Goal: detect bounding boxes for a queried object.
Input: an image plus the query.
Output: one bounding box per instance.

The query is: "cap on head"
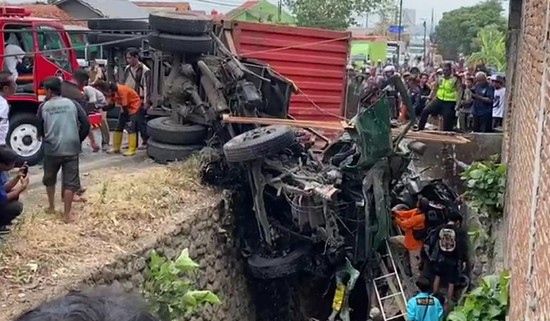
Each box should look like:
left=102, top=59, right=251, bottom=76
left=383, top=65, right=396, bottom=73
left=475, top=71, right=488, bottom=81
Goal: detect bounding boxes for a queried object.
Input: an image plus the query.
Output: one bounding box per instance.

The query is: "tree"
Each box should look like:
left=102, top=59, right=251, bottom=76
left=434, top=0, right=507, bottom=60
left=469, top=25, right=507, bottom=72
left=283, top=0, right=390, bottom=30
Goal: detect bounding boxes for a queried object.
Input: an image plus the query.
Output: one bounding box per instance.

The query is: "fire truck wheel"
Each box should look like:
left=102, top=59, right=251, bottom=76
left=7, top=113, right=43, bottom=166
left=88, top=19, right=149, bottom=31
left=223, top=125, right=296, bottom=163
left=91, top=33, right=147, bottom=49
left=148, top=32, right=212, bottom=54
left=147, top=140, right=203, bottom=164
left=147, top=117, right=207, bottom=145
left=149, top=12, right=213, bottom=36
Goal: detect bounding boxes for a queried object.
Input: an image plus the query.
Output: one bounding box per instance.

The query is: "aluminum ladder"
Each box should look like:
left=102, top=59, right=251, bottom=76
left=372, top=240, right=408, bottom=321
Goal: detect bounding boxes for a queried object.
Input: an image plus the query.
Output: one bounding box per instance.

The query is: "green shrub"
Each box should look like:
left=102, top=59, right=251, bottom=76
left=142, top=249, right=220, bottom=321
left=460, top=159, right=506, bottom=220
left=447, top=271, right=510, bottom=321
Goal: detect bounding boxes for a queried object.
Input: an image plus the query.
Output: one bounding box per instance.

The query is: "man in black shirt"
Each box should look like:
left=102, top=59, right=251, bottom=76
left=471, top=72, right=495, bottom=132
left=431, top=212, right=469, bottom=305
left=415, top=73, right=432, bottom=118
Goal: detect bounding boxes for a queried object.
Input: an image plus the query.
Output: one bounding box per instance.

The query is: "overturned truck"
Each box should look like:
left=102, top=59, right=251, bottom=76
left=93, top=12, right=463, bottom=321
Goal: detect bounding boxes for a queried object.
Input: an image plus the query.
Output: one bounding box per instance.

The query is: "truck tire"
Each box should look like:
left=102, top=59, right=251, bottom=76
left=247, top=246, right=310, bottom=279
left=148, top=32, right=212, bottom=54
left=149, top=12, right=212, bottom=36
left=7, top=113, right=43, bottom=165
left=88, top=19, right=149, bottom=31
left=147, top=140, right=203, bottom=164
left=223, top=125, right=295, bottom=163
left=92, top=33, right=147, bottom=48
left=147, top=117, right=206, bottom=145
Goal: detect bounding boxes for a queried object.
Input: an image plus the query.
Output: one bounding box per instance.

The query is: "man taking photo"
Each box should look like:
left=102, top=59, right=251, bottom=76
left=0, top=146, right=28, bottom=230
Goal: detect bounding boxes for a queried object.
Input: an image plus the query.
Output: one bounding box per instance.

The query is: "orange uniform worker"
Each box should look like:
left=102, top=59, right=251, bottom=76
left=96, top=81, right=142, bottom=156
left=389, top=197, right=429, bottom=277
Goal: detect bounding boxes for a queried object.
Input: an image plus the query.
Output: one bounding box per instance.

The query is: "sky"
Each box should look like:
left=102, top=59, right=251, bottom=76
left=7, top=0, right=509, bottom=24
left=178, top=0, right=509, bottom=23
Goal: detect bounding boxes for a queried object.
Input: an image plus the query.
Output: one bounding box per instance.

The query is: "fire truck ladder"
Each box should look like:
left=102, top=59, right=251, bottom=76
left=372, top=240, right=408, bottom=321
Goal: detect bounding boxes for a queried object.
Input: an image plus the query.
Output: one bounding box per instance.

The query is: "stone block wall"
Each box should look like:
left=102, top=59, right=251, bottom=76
left=16, top=199, right=254, bottom=321
left=503, top=0, right=550, bottom=320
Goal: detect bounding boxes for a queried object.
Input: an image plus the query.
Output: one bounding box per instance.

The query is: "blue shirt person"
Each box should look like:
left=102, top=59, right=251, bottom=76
left=406, top=277, right=444, bottom=321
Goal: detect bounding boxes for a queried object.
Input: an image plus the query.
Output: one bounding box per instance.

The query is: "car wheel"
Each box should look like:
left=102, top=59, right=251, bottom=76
left=148, top=32, right=212, bottom=54
left=247, top=246, right=310, bottom=280
left=91, top=33, right=147, bottom=49
left=149, top=12, right=212, bottom=36
left=7, top=113, right=43, bottom=165
left=88, top=19, right=149, bottom=31
left=147, top=117, right=207, bottom=145
left=147, top=140, right=203, bottom=164
left=223, top=125, right=295, bottom=163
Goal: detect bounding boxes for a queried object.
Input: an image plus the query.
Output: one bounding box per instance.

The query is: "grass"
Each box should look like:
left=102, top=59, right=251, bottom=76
left=0, top=156, right=216, bottom=320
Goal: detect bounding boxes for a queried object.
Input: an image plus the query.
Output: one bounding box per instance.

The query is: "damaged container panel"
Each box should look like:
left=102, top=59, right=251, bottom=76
left=231, top=21, right=351, bottom=121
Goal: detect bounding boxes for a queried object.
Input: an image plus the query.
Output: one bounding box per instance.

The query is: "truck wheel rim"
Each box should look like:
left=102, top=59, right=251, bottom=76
left=10, top=124, right=42, bottom=157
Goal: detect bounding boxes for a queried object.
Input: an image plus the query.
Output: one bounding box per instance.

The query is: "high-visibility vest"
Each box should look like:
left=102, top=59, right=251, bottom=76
left=436, top=77, right=458, bottom=102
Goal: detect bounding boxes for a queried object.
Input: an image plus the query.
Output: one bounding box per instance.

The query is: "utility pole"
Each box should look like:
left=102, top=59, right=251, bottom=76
left=397, top=0, right=403, bottom=66
left=365, top=13, right=369, bottom=28
left=277, top=0, right=282, bottom=22
left=423, top=20, right=427, bottom=63
left=430, top=8, right=434, bottom=34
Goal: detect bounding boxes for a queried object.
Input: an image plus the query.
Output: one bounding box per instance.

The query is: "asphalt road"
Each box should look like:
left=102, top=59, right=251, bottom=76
left=26, top=144, right=150, bottom=192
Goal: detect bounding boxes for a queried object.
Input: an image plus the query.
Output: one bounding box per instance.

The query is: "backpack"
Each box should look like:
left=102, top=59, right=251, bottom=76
left=412, top=209, right=443, bottom=241
left=438, top=226, right=457, bottom=253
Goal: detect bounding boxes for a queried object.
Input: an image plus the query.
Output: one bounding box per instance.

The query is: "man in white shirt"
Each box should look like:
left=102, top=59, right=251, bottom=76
left=491, top=75, right=506, bottom=130
left=3, top=33, right=25, bottom=82
left=0, top=71, right=17, bottom=145
left=73, top=70, right=109, bottom=152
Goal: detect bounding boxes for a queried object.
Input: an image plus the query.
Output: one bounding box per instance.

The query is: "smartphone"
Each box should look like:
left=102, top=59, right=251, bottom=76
left=21, top=162, right=29, bottom=178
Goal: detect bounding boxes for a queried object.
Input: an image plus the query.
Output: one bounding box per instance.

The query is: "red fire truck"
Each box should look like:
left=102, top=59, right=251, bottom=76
left=0, top=7, right=79, bottom=164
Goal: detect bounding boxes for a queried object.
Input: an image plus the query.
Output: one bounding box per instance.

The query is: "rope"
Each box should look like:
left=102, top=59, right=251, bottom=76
left=294, top=87, right=348, bottom=121
left=236, top=35, right=351, bottom=121
left=240, top=35, right=349, bottom=57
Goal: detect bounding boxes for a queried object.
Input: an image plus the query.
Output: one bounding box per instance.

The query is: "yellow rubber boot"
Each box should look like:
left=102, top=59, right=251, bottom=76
left=108, top=131, right=123, bottom=154
left=123, top=133, right=138, bottom=157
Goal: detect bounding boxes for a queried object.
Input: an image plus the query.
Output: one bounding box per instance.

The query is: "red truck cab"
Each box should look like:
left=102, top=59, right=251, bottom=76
left=0, top=7, right=79, bottom=164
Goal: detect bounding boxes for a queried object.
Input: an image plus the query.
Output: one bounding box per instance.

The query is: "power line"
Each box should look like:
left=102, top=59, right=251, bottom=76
left=189, top=0, right=241, bottom=8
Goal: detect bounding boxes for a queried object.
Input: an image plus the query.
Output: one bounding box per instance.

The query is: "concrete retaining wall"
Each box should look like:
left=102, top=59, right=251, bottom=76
left=17, top=199, right=254, bottom=321
left=415, top=133, right=503, bottom=192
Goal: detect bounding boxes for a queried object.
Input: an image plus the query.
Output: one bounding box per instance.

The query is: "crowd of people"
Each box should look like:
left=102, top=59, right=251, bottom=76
left=352, top=57, right=507, bottom=133
left=0, top=47, right=152, bottom=228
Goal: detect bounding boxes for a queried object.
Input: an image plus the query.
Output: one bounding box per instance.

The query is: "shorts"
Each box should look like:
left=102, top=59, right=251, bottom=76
left=434, top=259, right=460, bottom=284
left=42, top=155, right=80, bottom=192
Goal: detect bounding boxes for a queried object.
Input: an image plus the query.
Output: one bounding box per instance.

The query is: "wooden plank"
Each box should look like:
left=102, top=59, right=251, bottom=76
left=222, top=115, right=471, bottom=144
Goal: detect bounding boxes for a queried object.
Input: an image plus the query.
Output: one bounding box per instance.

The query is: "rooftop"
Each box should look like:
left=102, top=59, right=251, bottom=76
left=55, top=0, right=148, bottom=19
